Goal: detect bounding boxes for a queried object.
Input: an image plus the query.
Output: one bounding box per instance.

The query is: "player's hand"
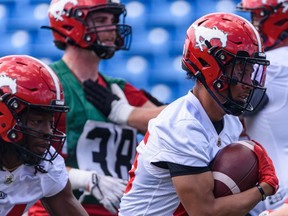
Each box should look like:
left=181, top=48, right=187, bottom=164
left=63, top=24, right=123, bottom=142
left=69, top=168, right=127, bottom=214
left=252, top=140, right=279, bottom=194
left=83, top=80, right=134, bottom=124
left=83, top=79, right=119, bottom=117
left=87, top=173, right=127, bottom=214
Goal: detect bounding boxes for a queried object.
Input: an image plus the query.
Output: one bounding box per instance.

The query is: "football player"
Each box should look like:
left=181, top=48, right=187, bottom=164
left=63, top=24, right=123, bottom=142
left=28, top=0, right=166, bottom=215
left=0, top=55, right=88, bottom=216
left=118, top=12, right=278, bottom=216
left=237, top=0, right=288, bottom=215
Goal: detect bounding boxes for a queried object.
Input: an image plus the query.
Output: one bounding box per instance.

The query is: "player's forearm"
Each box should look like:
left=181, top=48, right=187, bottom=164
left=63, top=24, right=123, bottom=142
left=190, top=188, right=260, bottom=216
left=127, top=105, right=166, bottom=134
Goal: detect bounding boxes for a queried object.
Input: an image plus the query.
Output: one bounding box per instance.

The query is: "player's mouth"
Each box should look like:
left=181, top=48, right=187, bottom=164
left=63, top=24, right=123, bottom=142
left=33, top=143, right=50, bottom=155
left=101, top=39, right=116, bottom=47
left=238, top=94, right=249, bottom=102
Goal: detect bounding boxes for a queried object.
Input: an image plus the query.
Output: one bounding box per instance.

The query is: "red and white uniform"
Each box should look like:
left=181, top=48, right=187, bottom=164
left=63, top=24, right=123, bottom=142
left=246, top=47, right=288, bottom=215
left=0, top=147, right=68, bottom=216
left=119, top=91, right=242, bottom=215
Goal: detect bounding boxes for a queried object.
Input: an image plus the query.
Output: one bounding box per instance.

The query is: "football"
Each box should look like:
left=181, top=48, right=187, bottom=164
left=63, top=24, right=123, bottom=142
left=209, top=140, right=259, bottom=198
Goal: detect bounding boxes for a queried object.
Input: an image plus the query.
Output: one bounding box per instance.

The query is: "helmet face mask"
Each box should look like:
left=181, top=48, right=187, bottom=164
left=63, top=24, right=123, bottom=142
left=212, top=49, right=268, bottom=115
left=182, top=12, right=269, bottom=116
left=0, top=55, right=69, bottom=166
left=84, top=11, right=132, bottom=58
left=7, top=99, right=66, bottom=166
left=48, top=0, right=132, bottom=59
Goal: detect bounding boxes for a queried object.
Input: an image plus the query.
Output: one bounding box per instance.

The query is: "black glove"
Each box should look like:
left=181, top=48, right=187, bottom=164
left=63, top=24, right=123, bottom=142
left=140, top=89, right=165, bottom=106
left=83, top=79, right=119, bottom=117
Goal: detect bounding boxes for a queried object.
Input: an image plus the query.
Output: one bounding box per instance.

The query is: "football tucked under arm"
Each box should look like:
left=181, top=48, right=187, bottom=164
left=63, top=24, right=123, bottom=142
left=209, top=140, right=259, bottom=198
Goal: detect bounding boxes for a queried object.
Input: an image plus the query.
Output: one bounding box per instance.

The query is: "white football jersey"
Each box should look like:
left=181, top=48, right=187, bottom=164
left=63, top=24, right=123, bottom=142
left=0, top=147, right=68, bottom=216
left=246, top=47, right=288, bottom=216
left=119, top=91, right=242, bottom=215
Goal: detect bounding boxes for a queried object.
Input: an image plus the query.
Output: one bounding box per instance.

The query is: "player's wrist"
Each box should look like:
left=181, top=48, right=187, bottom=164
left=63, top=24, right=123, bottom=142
left=68, top=168, right=94, bottom=190
left=256, top=182, right=267, bottom=201
left=108, top=100, right=135, bottom=124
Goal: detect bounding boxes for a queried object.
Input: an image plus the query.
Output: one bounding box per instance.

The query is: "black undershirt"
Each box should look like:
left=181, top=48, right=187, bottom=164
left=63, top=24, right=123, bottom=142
left=212, top=119, right=224, bottom=135
left=153, top=119, right=224, bottom=177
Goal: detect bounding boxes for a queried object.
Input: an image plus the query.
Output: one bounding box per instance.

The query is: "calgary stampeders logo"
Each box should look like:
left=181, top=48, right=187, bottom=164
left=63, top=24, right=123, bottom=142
left=49, top=0, right=78, bottom=21
left=0, top=74, right=17, bottom=95
left=261, top=0, right=288, bottom=12
left=192, top=25, right=228, bottom=52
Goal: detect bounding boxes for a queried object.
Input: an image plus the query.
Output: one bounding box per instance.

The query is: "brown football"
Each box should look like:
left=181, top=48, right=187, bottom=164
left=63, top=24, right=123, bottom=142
left=209, top=140, right=259, bottom=198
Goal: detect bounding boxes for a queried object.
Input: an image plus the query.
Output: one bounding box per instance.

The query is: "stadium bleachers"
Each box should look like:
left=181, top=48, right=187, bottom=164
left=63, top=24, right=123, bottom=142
left=0, top=0, right=249, bottom=102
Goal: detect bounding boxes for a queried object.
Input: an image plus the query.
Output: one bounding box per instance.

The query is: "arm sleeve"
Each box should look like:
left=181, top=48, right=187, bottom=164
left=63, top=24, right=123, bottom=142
left=123, top=82, right=149, bottom=106
left=150, top=160, right=210, bottom=177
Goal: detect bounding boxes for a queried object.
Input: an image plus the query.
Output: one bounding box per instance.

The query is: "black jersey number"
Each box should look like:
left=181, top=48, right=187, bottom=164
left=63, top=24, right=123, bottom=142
left=86, top=127, right=135, bottom=179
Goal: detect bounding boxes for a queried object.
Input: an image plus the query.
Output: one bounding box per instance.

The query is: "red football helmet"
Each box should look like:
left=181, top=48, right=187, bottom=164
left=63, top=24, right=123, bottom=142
left=0, top=55, right=69, bottom=165
left=182, top=12, right=269, bottom=116
left=46, top=0, right=132, bottom=59
left=237, top=0, right=288, bottom=51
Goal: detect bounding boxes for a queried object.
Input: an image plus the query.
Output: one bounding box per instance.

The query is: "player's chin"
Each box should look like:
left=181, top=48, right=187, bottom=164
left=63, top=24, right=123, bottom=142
left=31, top=145, right=49, bottom=156
left=234, top=99, right=246, bottom=107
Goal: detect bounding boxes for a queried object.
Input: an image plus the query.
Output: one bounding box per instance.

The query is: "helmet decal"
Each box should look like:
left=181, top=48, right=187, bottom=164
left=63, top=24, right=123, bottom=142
left=262, top=0, right=288, bottom=9
left=193, top=25, right=228, bottom=52
left=49, top=0, right=78, bottom=21
left=0, top=74, right=17, bottom=94
left=282, top=1, right=288, bottom=12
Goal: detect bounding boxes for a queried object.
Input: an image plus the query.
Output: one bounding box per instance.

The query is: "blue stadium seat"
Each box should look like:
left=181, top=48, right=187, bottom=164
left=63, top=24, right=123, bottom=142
left=8, top=2, right=48, bottom=31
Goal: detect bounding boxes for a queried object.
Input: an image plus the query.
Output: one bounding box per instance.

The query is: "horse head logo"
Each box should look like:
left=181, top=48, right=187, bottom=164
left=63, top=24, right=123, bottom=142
left=0, top=74, right=17, bottom=94
left=49, top=0, right=78, bottom=21
left=193, top=25, right=228, bottom=52
left=262, top=0, right=288, bottom=13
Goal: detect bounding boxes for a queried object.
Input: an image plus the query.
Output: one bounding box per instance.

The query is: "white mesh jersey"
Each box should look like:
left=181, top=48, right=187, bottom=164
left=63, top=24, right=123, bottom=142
left=0, top=147, right=68, bottom=216
left=246, top=47, right=288, bottom=216
left=119, top=91, right=242, bottom=216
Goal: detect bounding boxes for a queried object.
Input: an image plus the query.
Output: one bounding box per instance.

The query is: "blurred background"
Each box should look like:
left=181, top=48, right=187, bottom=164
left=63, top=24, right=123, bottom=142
left=0, top=0, right=249, bottom=103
